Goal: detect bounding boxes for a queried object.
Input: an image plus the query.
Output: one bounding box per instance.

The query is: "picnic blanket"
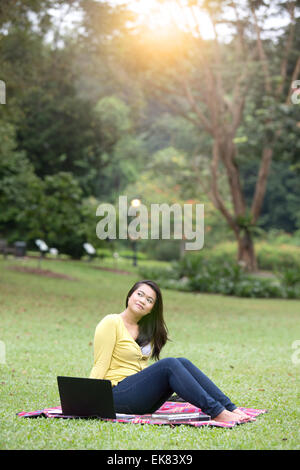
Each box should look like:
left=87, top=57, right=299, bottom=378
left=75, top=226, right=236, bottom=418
left=17, top=401, right=267, bottom=428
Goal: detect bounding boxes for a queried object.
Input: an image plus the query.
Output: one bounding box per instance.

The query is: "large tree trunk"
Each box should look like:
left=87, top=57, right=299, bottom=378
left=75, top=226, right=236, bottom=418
left=236, top=231, right=258, bottom=272
left=210, top=137, right=259, bottom=272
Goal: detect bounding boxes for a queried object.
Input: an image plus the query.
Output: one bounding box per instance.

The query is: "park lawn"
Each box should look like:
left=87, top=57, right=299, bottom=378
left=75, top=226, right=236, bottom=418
left=0, top=256, right=299, bottom=450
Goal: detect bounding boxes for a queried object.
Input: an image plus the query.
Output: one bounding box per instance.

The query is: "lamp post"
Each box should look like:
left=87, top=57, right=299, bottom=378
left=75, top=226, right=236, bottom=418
left=132, top=238, right=138, bottom=267
left=130, top=198, right=141, bottom=267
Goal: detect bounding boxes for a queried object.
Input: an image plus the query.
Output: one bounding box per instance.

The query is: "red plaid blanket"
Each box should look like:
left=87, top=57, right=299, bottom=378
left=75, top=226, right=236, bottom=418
left=17, top=401, right=267, bottom=428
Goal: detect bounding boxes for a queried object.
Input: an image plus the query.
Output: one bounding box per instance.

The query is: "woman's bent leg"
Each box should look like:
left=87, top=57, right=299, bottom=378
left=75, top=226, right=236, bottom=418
left=176, top=357, right=237, bottom=412
left=112, top=364, right=172, bottom=415
left=112, top=357, right=225, bottom=418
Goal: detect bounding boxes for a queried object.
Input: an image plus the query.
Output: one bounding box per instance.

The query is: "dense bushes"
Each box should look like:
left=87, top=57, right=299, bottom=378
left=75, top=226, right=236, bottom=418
left=256, top=243, right=300, bottom=271
left=138, top=242, right=300, bottom=299
left=194, top=241, right=300, bottom=271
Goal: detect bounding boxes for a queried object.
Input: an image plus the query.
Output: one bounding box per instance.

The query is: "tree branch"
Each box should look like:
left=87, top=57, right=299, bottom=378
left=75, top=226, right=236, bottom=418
left=230, top=93, right=246, bottom=138
left=219, top=138, right=247, bottom=217
left=227, top=43, right=258, bottom=135
left=251, top=146, right=273, bottom=224
left=181, top=78, right=212, bottom=133
left=148, top=82, right=208, bottom=131
left=276, top=1, right=296, bottom=97
left=231, top=1, right=247, bottom=58
left=250, top=5, right=272, bottom=94
left=210, top=15, right=228, bottom=118
left=209, top=140, right=238, bottom=235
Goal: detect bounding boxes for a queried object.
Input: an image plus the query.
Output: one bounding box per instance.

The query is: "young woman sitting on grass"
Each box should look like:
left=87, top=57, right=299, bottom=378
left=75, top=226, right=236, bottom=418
left=89, top=280, right=254, bottom=422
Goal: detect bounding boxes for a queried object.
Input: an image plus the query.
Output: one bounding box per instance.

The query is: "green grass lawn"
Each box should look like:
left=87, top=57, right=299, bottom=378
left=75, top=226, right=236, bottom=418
left=0, top=256, right=299, bottom=450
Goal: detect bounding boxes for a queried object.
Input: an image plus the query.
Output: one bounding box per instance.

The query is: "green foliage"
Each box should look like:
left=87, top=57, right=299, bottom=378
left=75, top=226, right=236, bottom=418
left=256, top=243, right=300, bottom=271
left=263, top=228, right=300, bottom=247
left=31, top=172, right=87, bottom=258
left=240, top=160, right=300, bottom=233
left=185, top=241, right=300, bottom=271
left=139, top=262, right=300, bottom=299
left=1, top=0, right=300, bottom=262
left=0, top=123, right=99, bottom=258
left=139, top=242, right=300, bottom=299
left=144, top=113, right=202, bottom=157
left=147, top=240, right=183, bottom=262
left=0, top=120, right=43, bottom=241
left=139, top=264, right=178, bottom=282
left=13, top=47, right=107, bottom=194
left=94, top=96, right=132, bottom=146
left=275, top=267, right=300, bottom=288
left=230, top=277, right=286, bottom=299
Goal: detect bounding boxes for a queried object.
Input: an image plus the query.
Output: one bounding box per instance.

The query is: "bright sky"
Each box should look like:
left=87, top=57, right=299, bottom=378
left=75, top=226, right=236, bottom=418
left=109, top=0, right=294, bottom=40
left=48, top=0, right=294, bottom=43
left=48, top=0, right=216, bottom=40
left=110, top=0, right=216, bottom=39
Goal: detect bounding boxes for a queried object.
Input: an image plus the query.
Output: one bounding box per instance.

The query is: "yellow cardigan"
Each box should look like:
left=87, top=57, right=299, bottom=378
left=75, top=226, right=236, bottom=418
left=89, top=314, right=152, bottom=387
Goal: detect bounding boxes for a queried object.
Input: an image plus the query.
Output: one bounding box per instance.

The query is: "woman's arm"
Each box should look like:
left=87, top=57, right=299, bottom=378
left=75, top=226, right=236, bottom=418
left=89, top=315, right=117, bottom=380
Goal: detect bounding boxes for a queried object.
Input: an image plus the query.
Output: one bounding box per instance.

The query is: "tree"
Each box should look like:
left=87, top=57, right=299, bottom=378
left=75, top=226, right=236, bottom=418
left=241, top=159, right=300, bottom=232
left=93, top=96, right=147, bottom=200
left=0, top=120, right=43, bottom=242
left=6, top=40, right=108, bottom=197
left=0, top=121, right=94, bottom=257
left=122, top=0, right=300, bottom=271
left=0, top=1, right=145, bottom=202
left=33, top=172, right=88, bottom=258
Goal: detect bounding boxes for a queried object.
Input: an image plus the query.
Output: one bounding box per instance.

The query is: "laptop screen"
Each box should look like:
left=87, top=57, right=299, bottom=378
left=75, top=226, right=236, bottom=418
left=57, top=376, right=116, bottom=419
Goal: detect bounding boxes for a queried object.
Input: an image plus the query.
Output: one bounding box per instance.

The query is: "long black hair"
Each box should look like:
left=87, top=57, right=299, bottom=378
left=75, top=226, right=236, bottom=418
left=125, top=280, right=169, bottom=361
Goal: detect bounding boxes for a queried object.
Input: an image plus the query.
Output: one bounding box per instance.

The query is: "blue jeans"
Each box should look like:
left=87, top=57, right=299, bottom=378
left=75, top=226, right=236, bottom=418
left=112, top=357, right=236, bottom=419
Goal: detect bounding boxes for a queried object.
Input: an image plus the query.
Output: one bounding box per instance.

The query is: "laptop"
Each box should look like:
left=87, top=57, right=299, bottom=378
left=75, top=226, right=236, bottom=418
left=57, top=376, right=116, bottom=419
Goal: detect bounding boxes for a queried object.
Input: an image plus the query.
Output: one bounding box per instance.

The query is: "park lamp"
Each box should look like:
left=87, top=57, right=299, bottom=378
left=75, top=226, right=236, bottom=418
left=130, top=198, right=141, bottom=208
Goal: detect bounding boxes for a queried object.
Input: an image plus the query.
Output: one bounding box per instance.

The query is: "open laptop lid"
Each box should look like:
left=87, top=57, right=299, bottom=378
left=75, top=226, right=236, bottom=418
left=57, top=376, right=116, bottom=419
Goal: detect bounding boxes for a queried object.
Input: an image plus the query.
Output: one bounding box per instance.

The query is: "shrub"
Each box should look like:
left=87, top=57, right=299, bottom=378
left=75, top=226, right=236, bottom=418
left=139, top=254, right=300, bottom=299
left=232, top=277, right=284, bottom=298
left=138, top=265, right=179, bottom=282
left=157, top=277, right=192, bottom=292
left=204, top=241, right=300, bottom=271
left=149, top=240, right=182, bottom=261
left=276, top=267, right=300, bottom=287
left=256, top=243, right=300, bottom=271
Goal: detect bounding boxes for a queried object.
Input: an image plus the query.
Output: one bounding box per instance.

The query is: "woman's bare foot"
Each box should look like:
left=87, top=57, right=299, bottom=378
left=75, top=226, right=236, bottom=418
left=232, top=408, right=256, bottom=421
left=213, top=409, right=251, bottom=423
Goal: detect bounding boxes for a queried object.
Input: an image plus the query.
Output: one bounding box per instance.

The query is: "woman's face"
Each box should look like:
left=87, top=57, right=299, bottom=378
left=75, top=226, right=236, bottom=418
left=128, top=283, right=157, bottom=317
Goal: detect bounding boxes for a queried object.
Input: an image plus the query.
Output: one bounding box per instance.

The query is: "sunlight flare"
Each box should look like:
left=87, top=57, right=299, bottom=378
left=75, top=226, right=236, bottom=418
left=118, top=0, right=215, bottom=39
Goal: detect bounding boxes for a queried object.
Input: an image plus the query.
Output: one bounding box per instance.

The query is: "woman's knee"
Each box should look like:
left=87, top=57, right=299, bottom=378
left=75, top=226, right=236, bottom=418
left=159, top=357, right=189, bottom=372
left=176, top=357, right=193, bottom=367
left=159, top=357, right=180, bottom=367
left=160, top=357, right=192, bottom=367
